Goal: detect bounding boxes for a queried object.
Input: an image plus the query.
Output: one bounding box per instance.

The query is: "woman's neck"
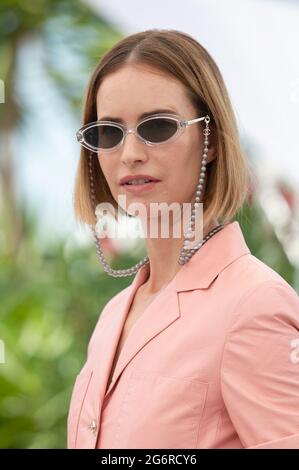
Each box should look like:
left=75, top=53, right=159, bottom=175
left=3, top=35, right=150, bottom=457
left=141, top=216, right=220, bottom=295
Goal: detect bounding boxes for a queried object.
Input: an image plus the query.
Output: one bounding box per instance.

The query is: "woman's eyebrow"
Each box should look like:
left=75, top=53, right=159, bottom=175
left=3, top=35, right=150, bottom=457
left=98, top=108, right=178, bottom=123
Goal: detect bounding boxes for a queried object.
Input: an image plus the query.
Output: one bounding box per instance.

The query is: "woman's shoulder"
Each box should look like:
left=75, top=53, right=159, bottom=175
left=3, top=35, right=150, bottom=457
left=221, top=252, right=299, bottom=334
left=98, top=284, right=132, bottom=322
left=86, top=284, right=132, bottom=357
left=214, top=251, right=299, bottom=339
left=221, top=250, right=298, bottom=301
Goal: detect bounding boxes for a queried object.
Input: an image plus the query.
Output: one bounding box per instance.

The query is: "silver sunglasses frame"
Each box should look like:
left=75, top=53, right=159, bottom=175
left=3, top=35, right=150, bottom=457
left=76, top=113, right=210, bottom=153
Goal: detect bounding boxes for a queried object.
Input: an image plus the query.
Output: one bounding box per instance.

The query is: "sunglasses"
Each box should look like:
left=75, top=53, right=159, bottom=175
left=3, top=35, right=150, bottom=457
left=76, top=113, right=210, bottom=153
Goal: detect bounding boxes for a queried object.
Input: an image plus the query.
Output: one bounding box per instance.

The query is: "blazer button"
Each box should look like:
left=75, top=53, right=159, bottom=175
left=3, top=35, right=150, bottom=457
left=88, top=419, right=97, bottom=435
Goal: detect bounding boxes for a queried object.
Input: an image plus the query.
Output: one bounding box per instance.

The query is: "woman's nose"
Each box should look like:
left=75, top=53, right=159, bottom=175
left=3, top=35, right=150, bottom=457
left=119, top=130, right=148, bottom=164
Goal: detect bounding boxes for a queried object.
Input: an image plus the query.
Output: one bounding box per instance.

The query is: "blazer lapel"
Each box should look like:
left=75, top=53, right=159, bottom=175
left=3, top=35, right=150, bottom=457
left=88, top=261, right=179, bottom=400
left=104, top=282, right=180, bottom=398
left=104, top=266, right=180, bottom=399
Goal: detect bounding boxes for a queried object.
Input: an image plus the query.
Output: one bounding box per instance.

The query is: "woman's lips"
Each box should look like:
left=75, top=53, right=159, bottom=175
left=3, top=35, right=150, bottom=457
left=121, top=181, right=161, bottom=193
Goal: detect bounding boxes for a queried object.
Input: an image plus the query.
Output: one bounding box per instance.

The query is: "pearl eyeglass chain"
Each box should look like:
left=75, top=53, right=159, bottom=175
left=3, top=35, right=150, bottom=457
left=87, top=115, right=224, bottom=277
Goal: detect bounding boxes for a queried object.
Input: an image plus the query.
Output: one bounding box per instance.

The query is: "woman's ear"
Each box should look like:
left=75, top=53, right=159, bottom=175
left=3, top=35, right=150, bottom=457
left=205, top=123, right=217, bottom=165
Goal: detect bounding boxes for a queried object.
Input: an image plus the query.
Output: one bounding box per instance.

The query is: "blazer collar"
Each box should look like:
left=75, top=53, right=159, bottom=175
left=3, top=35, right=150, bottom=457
left=130, top=220, right=251, bottom=293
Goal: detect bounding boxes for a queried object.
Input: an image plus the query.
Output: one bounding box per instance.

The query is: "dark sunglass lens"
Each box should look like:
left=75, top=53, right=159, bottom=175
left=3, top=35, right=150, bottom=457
left=84, top=125, right=123, bottom=149
left=138, top=118, right=178, bottom=143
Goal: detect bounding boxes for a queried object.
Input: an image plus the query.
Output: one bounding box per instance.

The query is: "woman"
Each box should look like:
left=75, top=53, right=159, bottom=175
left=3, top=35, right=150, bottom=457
left=68, top=29, right=299, bottom=449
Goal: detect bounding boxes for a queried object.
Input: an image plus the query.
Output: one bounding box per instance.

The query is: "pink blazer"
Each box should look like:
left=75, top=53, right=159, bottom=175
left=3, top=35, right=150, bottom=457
left=67, top=221, right=299, bottom=449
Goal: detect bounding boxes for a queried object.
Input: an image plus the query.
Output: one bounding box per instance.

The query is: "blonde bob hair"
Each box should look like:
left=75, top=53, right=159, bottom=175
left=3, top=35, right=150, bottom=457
left=73, top=29, right=252, bottom=230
